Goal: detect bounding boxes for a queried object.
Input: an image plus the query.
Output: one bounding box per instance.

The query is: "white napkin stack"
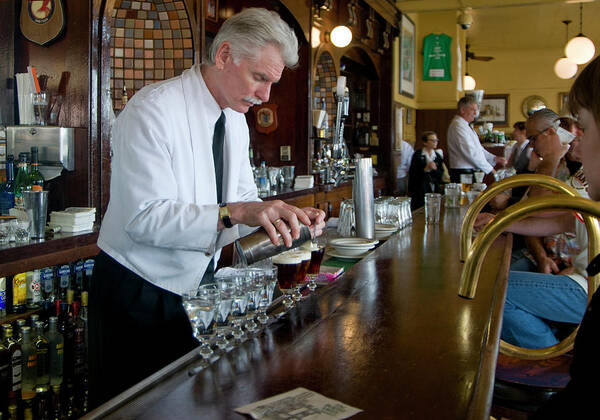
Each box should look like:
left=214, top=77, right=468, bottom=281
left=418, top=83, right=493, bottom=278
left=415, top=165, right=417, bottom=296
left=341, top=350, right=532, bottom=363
left=48, top=207, right=96, bottom=232
left=16, top=73, right=35, bottom=125
left=293, top=175, right=314, bottom=189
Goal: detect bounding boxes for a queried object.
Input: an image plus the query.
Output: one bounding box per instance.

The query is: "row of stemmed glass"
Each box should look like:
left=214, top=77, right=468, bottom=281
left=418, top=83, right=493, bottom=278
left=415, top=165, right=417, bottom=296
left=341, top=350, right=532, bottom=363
left=182, top=266, right=280, bottom=370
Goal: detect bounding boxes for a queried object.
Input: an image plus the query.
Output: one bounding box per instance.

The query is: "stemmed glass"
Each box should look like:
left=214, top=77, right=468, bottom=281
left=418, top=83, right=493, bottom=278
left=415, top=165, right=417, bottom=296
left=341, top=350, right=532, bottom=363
left=291, top=249, right=311, bottom=302
left=230, top=274, right=250, bottom=342
left=256, top=265, right=278, bottom=325
left=301, top=238, right=326, bottom=292
left=272, top=251, right=302, bottom=310
left=182, top=284, right=219, bottom=366
left=241, top=268, right=265, bottom=335
left=214, top=276, right=236, bottom=351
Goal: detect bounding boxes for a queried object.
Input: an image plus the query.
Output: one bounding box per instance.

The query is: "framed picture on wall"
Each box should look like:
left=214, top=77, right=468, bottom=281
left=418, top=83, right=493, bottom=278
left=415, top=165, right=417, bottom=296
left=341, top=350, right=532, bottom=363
left=394, top=105, right=405, bottom=150
left=206, top=0, right=218, bottom=22
left=479, top=94, right=509, bottom=126
left=399, top=14, right=415, bottom=98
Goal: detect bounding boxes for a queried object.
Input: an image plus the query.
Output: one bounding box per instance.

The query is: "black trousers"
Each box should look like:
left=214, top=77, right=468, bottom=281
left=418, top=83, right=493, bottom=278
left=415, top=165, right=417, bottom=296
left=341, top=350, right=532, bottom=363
left=88, top=251, right=198, bottom=409
left=449, top=168, right=476, bottom=183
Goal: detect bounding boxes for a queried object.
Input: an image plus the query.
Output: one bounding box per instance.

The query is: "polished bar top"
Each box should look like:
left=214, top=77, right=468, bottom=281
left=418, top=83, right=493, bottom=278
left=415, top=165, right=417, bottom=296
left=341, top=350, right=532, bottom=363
left=84, top=207, right=511, bottom=420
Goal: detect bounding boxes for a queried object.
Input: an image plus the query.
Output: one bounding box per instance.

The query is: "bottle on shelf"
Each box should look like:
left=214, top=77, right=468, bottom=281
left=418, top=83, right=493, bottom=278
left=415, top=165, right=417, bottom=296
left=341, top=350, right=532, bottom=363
left=0, top=155, right=15, bottom=216
left=12, top=273, right=27, bottom=314
left=256, top=161, right=270, bottom=196
left=28, top=147, right=45, bottom=192
left=21, top=326, right=37, bottom=401
left=2, top=325, right=22, bottom=408
left=26, top=270, right=42, bottom=310
left=34, top=321, right=50, bottom=389
left=47, top=317, right=63, bottom=388
left=0, top=337, right=11, bottom=418
left=0, top=276, right=6, bottom=318
left=57, top=265, right=71, bottom=302
left=14, top=152, right=31, bottom=209
left=51, top=384, right=62, bottom=420
left=14, top=320, right=25, bottom=343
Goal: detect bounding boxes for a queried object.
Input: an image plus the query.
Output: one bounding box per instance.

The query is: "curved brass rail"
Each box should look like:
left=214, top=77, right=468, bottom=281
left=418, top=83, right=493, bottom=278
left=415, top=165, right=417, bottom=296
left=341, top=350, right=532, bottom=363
left=460, top=174, right=583, bottom=262
left=459, top=196, right=600, bottom=360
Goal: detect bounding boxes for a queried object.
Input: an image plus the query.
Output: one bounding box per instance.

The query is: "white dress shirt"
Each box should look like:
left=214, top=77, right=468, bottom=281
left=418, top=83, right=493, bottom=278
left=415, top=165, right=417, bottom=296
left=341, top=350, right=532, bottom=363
left=397, top=140, right=414, bottom=179
left=447, top=115, right=496, bottom=173
left=98, top=65, right=258, bottom=296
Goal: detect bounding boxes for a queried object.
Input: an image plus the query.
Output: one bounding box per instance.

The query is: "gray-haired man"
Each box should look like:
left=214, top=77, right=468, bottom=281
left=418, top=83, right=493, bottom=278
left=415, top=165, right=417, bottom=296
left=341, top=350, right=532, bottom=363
left=90, top=8, right=325, bottom=407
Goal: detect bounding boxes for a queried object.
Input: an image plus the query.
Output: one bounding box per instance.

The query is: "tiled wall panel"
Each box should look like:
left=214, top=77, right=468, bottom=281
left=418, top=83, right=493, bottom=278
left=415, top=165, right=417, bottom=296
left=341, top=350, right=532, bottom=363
left=110, top=0, right=194, bottom=110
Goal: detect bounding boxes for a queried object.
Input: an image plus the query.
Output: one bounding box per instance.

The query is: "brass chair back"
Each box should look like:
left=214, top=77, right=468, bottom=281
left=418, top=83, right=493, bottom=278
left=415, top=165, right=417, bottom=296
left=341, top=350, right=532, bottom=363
left=459, top=195, right=600, bottom=359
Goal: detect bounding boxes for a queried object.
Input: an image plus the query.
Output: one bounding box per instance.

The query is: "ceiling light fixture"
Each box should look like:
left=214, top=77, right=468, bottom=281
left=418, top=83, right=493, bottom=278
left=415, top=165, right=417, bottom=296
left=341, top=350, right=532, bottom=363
left=330, top=25, right=352, bottom=48
left=555, top=20, right=578, bottom=79
left=565, top=3, right=595, bottom=65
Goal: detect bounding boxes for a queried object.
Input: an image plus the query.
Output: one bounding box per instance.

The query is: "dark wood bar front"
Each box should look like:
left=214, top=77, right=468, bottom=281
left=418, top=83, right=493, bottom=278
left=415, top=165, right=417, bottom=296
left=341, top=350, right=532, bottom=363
left=84, top=207, right=511, bottom=420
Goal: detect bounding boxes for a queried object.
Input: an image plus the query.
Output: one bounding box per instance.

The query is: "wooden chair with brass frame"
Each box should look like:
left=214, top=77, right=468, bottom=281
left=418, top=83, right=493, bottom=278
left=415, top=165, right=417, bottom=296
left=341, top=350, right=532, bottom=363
left=459, top=174, right=600, bottom=418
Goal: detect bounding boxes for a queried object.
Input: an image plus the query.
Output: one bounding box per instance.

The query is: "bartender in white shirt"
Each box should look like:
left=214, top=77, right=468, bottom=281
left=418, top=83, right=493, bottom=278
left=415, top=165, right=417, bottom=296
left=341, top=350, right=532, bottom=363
left=447, top=96, right=506, bottom=182
left=89, top=8, right=326, bottom=408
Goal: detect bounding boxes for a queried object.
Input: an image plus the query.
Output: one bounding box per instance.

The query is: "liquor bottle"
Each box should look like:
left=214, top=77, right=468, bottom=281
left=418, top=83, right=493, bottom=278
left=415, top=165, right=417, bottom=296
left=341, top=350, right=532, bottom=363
left=83, top=259, right=94, bottom=294
left=122, top=85, right=128, bottom=107
left=256, top=161, right=270, bottom=196
left=72, top=301, right=85, bottom=379
left=73, top=260, right=84, bottom=297
left=58, top=299, right=74, bottom=381
left=0, top=338, right=11, bottom=417
left=51, top=384, right=62, bottom=420
left=41, top=267, right=56, bottom=319
left=12, top=273, right=27, bottom=314
left=0, top=155, right=15, bottom=215
left=28, top=147, right=45, bottom=192
left=47, top=317, right=63, bottom=387
left=21, top=326, right=37, bottom=401
left=57, top=265, right=71, bottom=301
left=26, top=269, right=43, bottom=310
left=34, top=386, right=51, bottom=420
left=0, top=276, right=6, bottom=317
left=2, top=325, right=22, bottom=405
left=14, top=152, right=31, bottom=209
left=14, top=319, right=26, bottom=343
left=34, top=321, right=50, bottom=388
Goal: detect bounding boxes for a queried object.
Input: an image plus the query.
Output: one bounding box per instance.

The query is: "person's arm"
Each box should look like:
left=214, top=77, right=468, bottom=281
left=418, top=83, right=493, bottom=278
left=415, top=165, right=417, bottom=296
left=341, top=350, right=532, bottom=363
left=475, top=211, right=575, bottom=236
left=525, top=236, right=559, bottom=274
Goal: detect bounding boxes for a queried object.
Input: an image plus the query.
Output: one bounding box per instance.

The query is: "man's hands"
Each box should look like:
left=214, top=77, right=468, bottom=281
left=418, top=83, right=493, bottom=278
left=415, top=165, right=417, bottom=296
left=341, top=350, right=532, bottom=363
left=425, top=161, right=437, bottom=172
left=494, top=156, right=507, bottom=167
left=227, top=200, right=326, bottom=248
left=533, top=129, right=569, bottom=162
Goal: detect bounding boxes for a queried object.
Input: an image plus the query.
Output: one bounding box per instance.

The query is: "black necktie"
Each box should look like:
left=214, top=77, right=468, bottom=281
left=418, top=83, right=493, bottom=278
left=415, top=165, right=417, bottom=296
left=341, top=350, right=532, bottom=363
left=201, top=111, right=225, bottom=285
left=213, top=112, right=225, bottom=203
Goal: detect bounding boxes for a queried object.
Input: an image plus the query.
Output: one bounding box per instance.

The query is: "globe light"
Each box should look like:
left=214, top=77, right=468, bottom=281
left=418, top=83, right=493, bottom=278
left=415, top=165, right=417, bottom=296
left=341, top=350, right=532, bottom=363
left=554, top=57, right=578, bottom=79
left=565, top=35, right=596, bottom=65
left=311, top=27, right=321, bottom=49
left=330, top=26, right=352, bottom=48
left=463, top=74, right=476, bottom=91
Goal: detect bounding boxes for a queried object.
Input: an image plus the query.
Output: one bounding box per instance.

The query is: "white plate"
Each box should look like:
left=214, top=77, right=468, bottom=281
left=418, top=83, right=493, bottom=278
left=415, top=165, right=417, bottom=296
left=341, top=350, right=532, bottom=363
left=375, top=223, right=397, bottom=232
left=329, top=238, right=379, bottom=248
left=326, top=249, right=370, bottom=260
left=375, top=232, right=392, bottom=240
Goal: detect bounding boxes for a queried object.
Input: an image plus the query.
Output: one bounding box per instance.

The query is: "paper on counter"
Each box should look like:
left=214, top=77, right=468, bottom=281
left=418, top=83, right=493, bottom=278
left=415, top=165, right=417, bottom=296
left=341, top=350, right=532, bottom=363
left=234, top=387, right=362, bottom=420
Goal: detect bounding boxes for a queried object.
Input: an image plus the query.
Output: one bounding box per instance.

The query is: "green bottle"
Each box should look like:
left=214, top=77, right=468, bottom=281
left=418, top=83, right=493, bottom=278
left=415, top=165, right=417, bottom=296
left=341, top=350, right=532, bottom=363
left=28, top=147, right=45, bottom=192
left=14, top=152, right=31, bottom=209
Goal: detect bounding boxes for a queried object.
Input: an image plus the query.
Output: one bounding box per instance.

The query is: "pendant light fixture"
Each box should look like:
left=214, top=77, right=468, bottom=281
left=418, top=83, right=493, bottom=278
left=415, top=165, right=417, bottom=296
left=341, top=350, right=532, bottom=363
left=565, top=3, right=595, bottom=65
left=330, top=25, right=352, bottom=48
left=555, top=20, right=578, bottom=79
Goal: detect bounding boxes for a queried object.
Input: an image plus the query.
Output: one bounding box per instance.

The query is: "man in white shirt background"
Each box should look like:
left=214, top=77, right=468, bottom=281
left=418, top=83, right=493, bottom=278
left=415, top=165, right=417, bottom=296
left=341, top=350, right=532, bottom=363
left=90, top=8, right=326, bottom=408
left=396, top=139, right=414, bottom=195
left=447, top=96, right=506, bottom=182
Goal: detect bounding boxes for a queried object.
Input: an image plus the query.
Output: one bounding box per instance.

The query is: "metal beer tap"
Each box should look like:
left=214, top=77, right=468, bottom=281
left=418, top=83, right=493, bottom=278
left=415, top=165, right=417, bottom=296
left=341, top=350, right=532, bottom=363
left=331, top=76, right=350, bottom=185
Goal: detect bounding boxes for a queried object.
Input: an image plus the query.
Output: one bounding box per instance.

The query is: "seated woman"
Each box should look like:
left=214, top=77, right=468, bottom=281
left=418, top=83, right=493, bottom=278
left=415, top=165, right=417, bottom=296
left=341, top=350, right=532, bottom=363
left=408, top=131, right=446, bottom=209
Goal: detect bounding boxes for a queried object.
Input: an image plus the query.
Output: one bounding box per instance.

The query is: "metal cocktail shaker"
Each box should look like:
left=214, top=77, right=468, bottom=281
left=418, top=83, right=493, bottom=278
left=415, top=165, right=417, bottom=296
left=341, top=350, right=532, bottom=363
left=234, top=223, right=312, bottom=266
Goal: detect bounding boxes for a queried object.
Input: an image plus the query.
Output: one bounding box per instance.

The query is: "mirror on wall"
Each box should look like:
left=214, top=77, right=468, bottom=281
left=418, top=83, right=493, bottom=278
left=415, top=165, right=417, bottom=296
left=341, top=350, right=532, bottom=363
left=313, top=51, right=336, bottom=135
left=522, top=95, right=547, bottom=118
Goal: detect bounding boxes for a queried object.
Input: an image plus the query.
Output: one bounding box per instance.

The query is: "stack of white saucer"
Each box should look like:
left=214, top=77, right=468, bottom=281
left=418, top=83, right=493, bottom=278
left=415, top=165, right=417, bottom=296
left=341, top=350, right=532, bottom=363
left=48, top=207, right=96, bottom=232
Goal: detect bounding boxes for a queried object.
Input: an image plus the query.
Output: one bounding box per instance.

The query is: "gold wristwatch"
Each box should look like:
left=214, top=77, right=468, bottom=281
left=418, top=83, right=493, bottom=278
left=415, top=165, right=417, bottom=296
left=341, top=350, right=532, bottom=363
left=219, top=203, right=233, bottom=228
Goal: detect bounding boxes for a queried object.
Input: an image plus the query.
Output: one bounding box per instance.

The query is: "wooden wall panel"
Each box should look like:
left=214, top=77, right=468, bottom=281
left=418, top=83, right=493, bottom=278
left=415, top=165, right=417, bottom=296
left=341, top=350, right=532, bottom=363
left=415, top=109, right=457, bottom=166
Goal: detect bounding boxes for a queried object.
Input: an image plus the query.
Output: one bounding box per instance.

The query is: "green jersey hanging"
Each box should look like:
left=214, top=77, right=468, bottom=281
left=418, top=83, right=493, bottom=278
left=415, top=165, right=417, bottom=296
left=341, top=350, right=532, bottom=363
left=423, top=33, right=452, bottom=81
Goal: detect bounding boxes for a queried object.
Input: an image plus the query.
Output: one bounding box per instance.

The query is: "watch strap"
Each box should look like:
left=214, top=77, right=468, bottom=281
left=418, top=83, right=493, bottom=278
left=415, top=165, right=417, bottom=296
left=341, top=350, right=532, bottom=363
left=219, top=203, right=233, bottom=228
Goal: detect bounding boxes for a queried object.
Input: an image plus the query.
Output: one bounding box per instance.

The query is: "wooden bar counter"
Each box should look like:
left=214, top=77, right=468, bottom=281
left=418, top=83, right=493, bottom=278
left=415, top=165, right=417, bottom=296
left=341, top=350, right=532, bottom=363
left=85, top=206, right=511, bottom=420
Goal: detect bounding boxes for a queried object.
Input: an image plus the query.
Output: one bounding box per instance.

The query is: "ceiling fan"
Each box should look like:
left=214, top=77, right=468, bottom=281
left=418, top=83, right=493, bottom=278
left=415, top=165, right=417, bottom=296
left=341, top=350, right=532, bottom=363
left=466, top=44, right=494, bottom=62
